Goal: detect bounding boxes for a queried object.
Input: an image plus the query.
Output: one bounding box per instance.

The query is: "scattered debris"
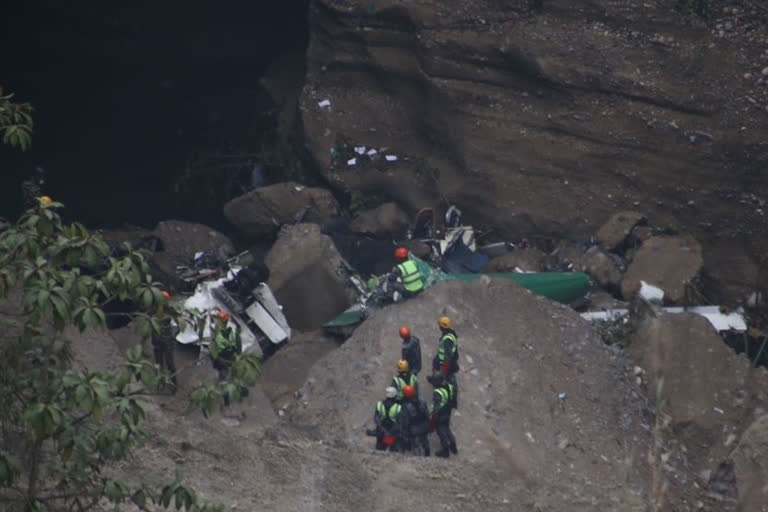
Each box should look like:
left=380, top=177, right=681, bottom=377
left=317, top=99, right=331, bottom=108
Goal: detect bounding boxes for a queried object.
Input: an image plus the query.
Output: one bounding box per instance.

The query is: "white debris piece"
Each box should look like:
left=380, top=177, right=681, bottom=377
left=294, top=185, right=305, bottom=192
left=639, top=280, right=664, bottom=303
left=194, top=251, right=205, bottom=261
left=385, top=155, right=398, bottom=162
left=366, top=148, right=378, bottom=156
left=581, top=306, right=747, bottom=333
left=317, top=99, right=331, bottom=108
left=354, top=146, right=366, bottom=155
left=347, top=158, right=357, bottom=166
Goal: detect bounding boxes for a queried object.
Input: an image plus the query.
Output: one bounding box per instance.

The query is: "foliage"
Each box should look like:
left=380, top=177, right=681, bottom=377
left=0, top=86, right=34, bottom=151
left=0, top=198, right=260, bottom=511
left=675, top=0, right=709, bottom=19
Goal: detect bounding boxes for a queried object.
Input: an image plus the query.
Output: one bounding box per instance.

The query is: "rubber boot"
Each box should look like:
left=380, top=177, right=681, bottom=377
left=435, top=448, right=449, bottom=458
left=450, top=442, right=458, bottom=455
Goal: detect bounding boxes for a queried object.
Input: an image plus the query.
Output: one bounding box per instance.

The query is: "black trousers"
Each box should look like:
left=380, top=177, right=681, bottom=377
left=436, top=416, right=456, bottom=452
left=410, top=432, right=430, bottom=456
left=153, top=346, right=178, bottom=388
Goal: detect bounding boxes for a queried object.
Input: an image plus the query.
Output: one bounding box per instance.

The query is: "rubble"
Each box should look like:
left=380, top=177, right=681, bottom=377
left=482, top=248, right=545, bottom=273
left=621, top=235, right=703, bottom=303
left=223, top=181, right=341, bottom=238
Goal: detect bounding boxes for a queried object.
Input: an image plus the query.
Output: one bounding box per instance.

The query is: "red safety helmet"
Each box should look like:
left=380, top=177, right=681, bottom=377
left=394, top=247, right=409, bottom=261
left=161, top=290, right=171, bottom=300
left=399, top=325, right=411, bottom=339
left=402, top=385, right=416, bottom=399
left=216, top=310, right=230, bottom=322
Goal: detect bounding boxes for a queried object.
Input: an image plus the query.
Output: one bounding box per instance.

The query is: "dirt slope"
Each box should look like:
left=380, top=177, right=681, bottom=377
left=289, top=278, right=653, bottom=510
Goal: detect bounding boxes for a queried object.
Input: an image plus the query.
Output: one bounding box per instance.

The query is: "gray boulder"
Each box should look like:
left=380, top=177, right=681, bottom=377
left=224, top=182, right=340, bottom=238
left=349, top=202, right=409, bottom=238
left=596, top=211, right=646, bottom=251
left=620, top=235, right=703, bottom=303
left=265, top=224, right=357, bottom=330
left=580, top=246, right=623, bottom=289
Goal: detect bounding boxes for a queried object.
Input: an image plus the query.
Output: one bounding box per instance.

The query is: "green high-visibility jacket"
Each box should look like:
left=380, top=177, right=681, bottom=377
left=397, top=260, right=424, bottom=293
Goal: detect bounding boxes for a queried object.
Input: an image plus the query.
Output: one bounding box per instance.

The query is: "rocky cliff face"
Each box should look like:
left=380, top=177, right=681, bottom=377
left=299, top=0, right=768, bottom=296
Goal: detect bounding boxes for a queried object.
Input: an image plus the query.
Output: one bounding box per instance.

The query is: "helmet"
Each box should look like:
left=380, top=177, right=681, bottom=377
left=216, top=310, right=230, bottom=322
left=394, top=247, right=409, bottom=261
left=398, top=325, right=411, bottom=339
left=39, top=196, right=53, bottom=207
left=397, top=359, right=410, bottom=372
left=385, top=386, right=397, bottom=399
left=438, top=316, right=452, bottom=329
left=402, top=385, right=415, bottom=399
left=161, top=290, right=171, bottom=300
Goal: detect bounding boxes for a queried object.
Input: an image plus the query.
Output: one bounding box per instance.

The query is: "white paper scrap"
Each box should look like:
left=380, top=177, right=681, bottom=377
left=366, top=149, right=378, bottom=156
left=385, top=155, right=398, bottom=162
left=355, top=146, right=366, bottom=155
left=318, top=99, right=331, bottom=108
left=347, top=158, right=357, bottom=166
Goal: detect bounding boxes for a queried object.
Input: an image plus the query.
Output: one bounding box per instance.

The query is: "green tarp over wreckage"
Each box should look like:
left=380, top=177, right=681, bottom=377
left=323, top=256, right=591, bottom=330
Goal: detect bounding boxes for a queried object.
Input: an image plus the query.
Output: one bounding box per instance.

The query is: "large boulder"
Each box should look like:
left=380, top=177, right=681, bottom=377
left=482, top=248, right=545, bottom=273
left=620, top=235, right=703, bottom=303
left=290, top=279, right=653, bottom=510
left=595, top=211, right=646, bottom=252
left=223, top=182, right=340, bottom=238
left=732, top=415, right=768, bottom=511
left=265, top=224, right=357, bottom=330
left=629, top=312, right=768, bottom=478
left=153, top=220, right=234, bottom=263
left=349, top=202, right=409, bottom=238
left=580, top=246, right=623, bottom=289
left=150, top=220, right=235, bottom=291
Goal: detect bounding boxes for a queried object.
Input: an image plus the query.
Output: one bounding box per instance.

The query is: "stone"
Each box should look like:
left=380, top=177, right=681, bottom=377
left=732, top=415, right=768, bottom=511
left=483, top=248, right=545, bottom=273
left=349, top=202, right=410, bottom=238
left=629, top=313, right=768, bottom=477
left=595, top=211, right=646, bottom=252
left=264, top=223, right=357, bottom=330
left=580, top=246, right=623, bottom=289
left=620, top=235, right=703, bottom=303
left=223, top=182, right=340, bottom=238
left=762, top=66, right=768, bottom=76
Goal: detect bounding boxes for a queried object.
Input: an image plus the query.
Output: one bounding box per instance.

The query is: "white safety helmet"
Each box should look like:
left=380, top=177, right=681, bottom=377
left=385, top=387, right=397, bottom=399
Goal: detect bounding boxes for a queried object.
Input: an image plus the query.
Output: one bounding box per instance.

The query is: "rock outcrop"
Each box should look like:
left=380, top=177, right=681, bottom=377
left=300, top=0, right=767, bottom=300
left=482, top=248, right=545, bottom=273
left=349, top=202, right=409, bottom=238
left=265, top=223, right=357, bottom=330
left=732, top=414, right=768, bottom=512
left=621, top=235, right=703, bottom=302
left=224, top=182, right=340, bottom=238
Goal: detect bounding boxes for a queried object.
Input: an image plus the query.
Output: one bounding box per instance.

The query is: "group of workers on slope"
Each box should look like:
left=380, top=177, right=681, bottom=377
left=151, top=292, right=246, bottom=404
left=373, top=316, right=460, bottom=458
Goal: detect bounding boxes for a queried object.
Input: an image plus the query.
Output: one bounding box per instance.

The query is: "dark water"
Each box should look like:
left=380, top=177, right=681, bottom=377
left=1, top=1, right=309, bottom=229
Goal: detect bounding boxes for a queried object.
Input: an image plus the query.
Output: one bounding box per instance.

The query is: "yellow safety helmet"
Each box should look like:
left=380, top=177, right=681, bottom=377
left=438, top=316, right=452, bottom=329
left=397, top=359, right=410, bottom=372
left=39, top=196, right=53, bottom=207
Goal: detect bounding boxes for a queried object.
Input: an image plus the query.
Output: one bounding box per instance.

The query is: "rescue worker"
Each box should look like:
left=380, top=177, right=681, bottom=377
left=401, top=384, right=430, bottom=456
left=387, top=247, right=424, bottom=301
left=430, top=373, right=458, bottom=458
left=399, top=325, right=422, bottom=375
left=374, top=386, right=404, bottom=451
left=433, top=315, right=459, bottom=408
left=392, top=359, right=418, bottom=402
left=210, top=310, right=242, bottom=406
left=151, top=290, right=178, bottom=393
